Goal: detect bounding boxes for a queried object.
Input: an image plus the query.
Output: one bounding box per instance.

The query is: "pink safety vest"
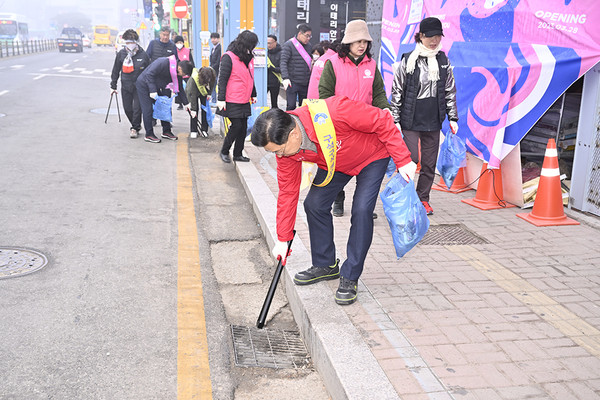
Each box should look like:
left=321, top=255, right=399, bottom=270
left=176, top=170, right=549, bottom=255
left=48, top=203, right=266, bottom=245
left=329, top=55, right=376, bottom=104
left=307, top=49, right=337, bottom=99
left=224, top=51, right=254, bottom=103
left=177, top=47, right=191, bottom=61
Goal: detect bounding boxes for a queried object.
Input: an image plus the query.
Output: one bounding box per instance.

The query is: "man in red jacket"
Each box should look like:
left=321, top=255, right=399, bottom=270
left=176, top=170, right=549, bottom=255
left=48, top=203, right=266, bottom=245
left=251, top=96, right=416, bottom=305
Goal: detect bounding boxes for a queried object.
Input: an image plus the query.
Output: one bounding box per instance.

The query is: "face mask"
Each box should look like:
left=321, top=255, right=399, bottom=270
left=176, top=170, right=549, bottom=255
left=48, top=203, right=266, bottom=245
left=312, top=54, right=319, bottom=60
left=176, top=43, right=184, bottom=49
left=126, top=43, right=137, bottom=51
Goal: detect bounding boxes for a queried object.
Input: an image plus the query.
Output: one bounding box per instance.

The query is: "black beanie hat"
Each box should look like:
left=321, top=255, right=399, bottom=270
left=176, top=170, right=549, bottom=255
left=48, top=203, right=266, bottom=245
left=419, top=17, right=444, bottom=37
left=174, top=35, right=184, bottom=43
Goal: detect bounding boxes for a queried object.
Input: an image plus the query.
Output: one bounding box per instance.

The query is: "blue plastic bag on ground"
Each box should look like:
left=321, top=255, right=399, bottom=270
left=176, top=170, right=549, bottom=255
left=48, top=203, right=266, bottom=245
left=437, top=130, right=466, bottom=189
left=153, top=95, right=173, bottom=122
left=201, top=102, right=214, bottom=128
left=380, top=174, right=430, bottom=259
left=247, top=106, right=269, bottom=137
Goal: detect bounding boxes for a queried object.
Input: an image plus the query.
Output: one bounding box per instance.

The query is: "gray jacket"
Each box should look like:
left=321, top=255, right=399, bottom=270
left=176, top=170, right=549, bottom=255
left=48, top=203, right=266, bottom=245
left=390, top=50, right=458, bottom=130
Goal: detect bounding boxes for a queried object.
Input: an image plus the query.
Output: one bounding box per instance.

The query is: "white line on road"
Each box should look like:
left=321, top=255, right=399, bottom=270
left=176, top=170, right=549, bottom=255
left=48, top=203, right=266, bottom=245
left=11, top=65, right=24, bottom=69
left=33, top=74, right=46, bottom=80
left=0, top=90, right=8, bottom=96
left=29, top=73, right=107, bottom=80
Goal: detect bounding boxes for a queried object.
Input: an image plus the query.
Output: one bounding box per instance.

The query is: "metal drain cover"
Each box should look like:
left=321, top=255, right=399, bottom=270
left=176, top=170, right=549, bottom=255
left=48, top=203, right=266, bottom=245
left=231, top=325, right=312, bottom=369
left=420, top=224, right=489, bottom=246
left=0, top=247, right=49, bottom=279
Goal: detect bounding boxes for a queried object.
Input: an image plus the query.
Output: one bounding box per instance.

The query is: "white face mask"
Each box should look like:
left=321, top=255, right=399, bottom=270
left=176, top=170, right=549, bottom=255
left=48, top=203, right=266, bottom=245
left=176, top=43, right=184, bottom=49
left=126, top=43, right=137, bottom=51
left=312, top=54, right=319, bottom=60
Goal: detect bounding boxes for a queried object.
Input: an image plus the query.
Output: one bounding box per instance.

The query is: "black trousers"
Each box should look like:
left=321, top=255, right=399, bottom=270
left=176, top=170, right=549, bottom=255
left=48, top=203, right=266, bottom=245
left=190, top=94, right=208, bottom=133
left=136, top=80, right=172, bottom=136
left=267, top=85, right=280, bottom=109
left=221, top=117, right=247, bottom=157
left=121, top=84, right=142, bottom=131
left=285, top=83, right=307, bottom=111
left=402, top=129, right=441, bottom=202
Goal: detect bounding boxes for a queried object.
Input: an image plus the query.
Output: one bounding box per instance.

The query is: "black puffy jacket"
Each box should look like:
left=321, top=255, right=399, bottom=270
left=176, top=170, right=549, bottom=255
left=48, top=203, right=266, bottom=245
left=110, top=47, right=150, bottom=90
left=280, top=38, right=312, bottom=87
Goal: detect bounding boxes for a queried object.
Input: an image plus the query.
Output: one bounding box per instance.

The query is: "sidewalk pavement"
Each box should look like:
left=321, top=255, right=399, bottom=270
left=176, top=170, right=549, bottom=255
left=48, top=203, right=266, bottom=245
left=233, top=141, right=600, bottom=400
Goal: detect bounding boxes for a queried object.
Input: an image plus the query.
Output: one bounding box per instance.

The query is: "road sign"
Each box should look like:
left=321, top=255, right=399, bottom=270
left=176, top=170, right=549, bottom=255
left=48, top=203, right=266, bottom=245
left=173, top=0, right=188, bottom=19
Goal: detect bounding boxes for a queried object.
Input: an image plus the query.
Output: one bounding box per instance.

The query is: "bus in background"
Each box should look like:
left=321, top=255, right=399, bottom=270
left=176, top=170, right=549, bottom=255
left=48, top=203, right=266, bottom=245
left=0, top=13, right=29, bottom=43
left=93, top=25, right=117, bottom=47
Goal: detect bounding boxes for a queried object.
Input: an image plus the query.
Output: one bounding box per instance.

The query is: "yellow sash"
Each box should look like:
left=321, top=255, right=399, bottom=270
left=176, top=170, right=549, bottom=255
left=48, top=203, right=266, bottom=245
left=304, top=99, right=336, bottom=187
left=267, top=57, right=283, bottom=83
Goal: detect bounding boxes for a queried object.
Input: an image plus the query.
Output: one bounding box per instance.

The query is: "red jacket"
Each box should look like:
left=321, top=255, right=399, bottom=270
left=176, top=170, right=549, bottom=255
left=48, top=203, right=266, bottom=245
left=275, top=96, right=412, bottom=241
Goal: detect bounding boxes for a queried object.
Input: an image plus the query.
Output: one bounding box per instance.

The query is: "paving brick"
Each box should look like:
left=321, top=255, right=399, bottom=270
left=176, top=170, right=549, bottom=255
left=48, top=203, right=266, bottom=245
left=494, top=363, right=534, bottom=386
left=468, top=388, right=504, bottom=400
left=494, top=385, right=547, bottom=399
left=542, top=382, right=576, bottom=399
left=385, top=368, right=428, bottom=396
left=497, top=341, right=533, bottom=362
left=560, top=356, right=600, bottom=380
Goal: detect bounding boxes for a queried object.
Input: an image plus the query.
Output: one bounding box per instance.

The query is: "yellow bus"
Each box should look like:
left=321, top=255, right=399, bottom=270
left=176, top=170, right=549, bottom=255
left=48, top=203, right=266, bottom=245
left=93, top=25, right=118, bottom=46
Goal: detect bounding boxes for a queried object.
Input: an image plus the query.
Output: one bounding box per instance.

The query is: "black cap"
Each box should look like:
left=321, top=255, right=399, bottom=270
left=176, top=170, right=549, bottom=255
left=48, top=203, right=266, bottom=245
left=174, top=35, right=184, bottom=43
left=419, top=17, right=444, bottom=37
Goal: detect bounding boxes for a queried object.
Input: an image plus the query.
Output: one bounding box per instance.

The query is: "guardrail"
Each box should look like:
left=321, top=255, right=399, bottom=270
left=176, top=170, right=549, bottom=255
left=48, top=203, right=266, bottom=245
left=0, top=40, right=57, bottom=58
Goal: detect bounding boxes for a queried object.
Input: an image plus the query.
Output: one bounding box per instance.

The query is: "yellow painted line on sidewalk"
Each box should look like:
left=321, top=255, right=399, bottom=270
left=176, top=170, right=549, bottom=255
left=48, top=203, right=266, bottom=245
left=176, top=133, right=213, bottom=399
left=449, top=245, right=600, bottom=357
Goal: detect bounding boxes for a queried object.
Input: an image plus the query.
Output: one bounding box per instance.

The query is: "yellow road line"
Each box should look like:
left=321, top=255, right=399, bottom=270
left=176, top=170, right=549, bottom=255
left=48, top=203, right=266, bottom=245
left=176, top=133, right=213, bottom=399
left=448, top=245, right=600, bottom=357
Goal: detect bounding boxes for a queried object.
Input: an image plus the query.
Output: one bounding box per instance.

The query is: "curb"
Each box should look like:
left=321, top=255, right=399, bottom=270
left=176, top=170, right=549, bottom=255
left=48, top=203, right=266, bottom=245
left=234, top=160, right=399, bottom=400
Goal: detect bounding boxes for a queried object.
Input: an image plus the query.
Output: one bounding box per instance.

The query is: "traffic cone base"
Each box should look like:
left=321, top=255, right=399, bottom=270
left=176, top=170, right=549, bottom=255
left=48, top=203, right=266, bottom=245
left=462, top=164, right=515, bottom=210
left=433, top=168, right=472, bottom=193
left=517, top=138, right=580, bottom=227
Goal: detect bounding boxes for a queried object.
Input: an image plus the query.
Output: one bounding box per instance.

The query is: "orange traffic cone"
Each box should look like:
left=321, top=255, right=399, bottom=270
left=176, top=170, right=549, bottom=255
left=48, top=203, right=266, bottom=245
left=433, top=167, right=472, bottom=193
left=462, top=163, right=515, bottom=210
left=517, top=139, right=579, bottom=226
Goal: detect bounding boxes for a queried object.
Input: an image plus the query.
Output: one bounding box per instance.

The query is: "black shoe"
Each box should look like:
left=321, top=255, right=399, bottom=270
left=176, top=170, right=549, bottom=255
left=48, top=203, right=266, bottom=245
left=220, top=152, right=231, bottom=163
left=293, top=259, right=340, bottom=286
left=372, top=212, right=378, bottom=219
left=161, top=131, right=178, bottom=141
left=333, top=200, right=344, bottom=217
left=335, top=277, right=358, bottom=305
left=233, top=155, right=250, bottom=162
left=144, top=134, right=161, bottom=143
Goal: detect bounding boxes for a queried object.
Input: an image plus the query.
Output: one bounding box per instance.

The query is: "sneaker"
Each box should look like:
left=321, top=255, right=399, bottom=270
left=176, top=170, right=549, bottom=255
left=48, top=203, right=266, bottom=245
left=335, top=277, right=358, bottom=305
left=161, top=131, right=178, bottom=141
left=333, top=200, right=344, bottom=217
left=293, top=259, right=340, bottom=286
left=144, top=134, right=161, bottom=143
left=130, top=128, right=139, bottom=139
left=422, top=201, right=433, bottom=215
left=190, top=131, right=198, bottom=139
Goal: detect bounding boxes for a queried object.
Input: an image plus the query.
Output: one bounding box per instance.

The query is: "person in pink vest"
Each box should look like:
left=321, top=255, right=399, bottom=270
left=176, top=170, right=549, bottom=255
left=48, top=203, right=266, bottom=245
left=216, top=30, right=258, bottom=163
left=174, top=35, right=194, bottom=110
left=319, top=19, right=391, bottom=218
left=306, top=41, right=340, bottom=100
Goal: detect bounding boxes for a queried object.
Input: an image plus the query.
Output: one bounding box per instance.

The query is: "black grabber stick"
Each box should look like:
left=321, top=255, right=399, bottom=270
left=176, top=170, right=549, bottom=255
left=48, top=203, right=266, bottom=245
left=114, top=91, right=122, bottom=122
left=257, top=231, right=295, bottom=329
left=104, top=92, right=114, bottom=124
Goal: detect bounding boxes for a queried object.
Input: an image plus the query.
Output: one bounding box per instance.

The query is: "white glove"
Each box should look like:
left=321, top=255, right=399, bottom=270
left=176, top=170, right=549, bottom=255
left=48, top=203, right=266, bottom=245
left=170, top=91, right=177, bottom=98
left=149, top=92, right=158, bottom=100
left=216, top=100, right=226, bottom=111
left=206, top=95, right=211, bottom=101
left=395, top=122, right=402, bottom=133
left=271, top=240, right=291, bottom=261
left=250, top=97, right=257, bottom=104
left=398, top=161, right=417, bottom=182
left=449, top=120, right=459, bottom=134
left=189, top=110, right=197, bottom=119
left=282, top=79, right=291, bottom=90
left=183, top=103, right=191, bottom=112
left=111, top=88, right=118, bottom=95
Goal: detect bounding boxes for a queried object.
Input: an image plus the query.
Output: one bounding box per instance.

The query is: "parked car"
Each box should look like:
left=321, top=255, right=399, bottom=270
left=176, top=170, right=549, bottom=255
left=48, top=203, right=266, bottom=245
left=82, top=34, right=92, bottom=48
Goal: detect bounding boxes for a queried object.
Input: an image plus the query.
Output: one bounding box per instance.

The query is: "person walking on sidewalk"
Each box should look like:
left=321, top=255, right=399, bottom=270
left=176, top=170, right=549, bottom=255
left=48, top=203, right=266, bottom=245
left=250, top=96, right=416, bottom=305
left=390, top=17, right=459, bottom=216
left=319, top=19, right=391, bottom=218
left=146, top=26, right=178, bottom=62
left=174, top=35, right=194, bottom=111
left=216, top=30, right=258, bottom=163
left=110, top=29, right=150, bottom=139
left=209, top=32, right=221, bottom=102
left=185, top=66, right=216, bottom=138
left=267, top=34, right=282, bottom=109
left=136, top=56, right=192, bottom=143
left=280, top=23, right=313, bottom=110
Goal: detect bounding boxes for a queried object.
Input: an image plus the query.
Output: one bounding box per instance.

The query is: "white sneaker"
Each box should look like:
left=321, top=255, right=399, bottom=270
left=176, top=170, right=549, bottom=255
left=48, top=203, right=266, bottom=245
left=130, top=128, right=139, bottom=139
left=190, top=131, right=198, bottom=139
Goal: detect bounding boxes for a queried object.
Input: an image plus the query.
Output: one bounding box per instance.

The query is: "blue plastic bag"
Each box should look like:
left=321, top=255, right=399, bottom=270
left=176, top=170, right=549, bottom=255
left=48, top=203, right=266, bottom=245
left=153, top=95, right=173, bottom=122
left=385, top=158, right=396, bottom=178
left=201, top=102, right=214, bottom=128
left=247, top=106, right=269, bottom=137
left=437, top=130, right=466, bottom=189
left=380, top=174, right=430, bottom=259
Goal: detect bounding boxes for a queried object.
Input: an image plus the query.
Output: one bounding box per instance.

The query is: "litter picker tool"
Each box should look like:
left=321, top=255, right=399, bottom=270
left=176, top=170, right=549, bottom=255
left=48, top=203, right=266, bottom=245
left=256, top=231, right=295, bottom=329
left=105, top=92, right=122, bottom=124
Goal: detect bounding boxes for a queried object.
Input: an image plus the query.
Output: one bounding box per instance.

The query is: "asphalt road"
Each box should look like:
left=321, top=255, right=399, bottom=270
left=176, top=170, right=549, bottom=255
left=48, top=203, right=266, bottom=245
left=0, top=46, right=328, bottom=399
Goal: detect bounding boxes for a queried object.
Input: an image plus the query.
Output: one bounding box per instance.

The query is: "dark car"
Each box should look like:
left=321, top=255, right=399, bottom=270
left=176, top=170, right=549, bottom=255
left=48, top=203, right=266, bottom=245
left=57, top=27, right=84, bottom=53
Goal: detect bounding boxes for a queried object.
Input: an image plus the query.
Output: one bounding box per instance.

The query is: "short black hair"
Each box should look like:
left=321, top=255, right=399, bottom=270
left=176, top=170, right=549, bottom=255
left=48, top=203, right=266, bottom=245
left=251, top=108, right=296, bottom=147
left=174, top=35, right=184, bottom=43
left=210, top=32, right=220, bottom=39
left=178, top=60, right=194, bottom=76
left=297, top=23, right=311, bottom=34
left=160, top=26, right=171, bottom=34
left=338, top=41, right=373, bottom=60
left=268, top=34, right=277, bottom=42
left=122, top=29, right=138, bottom=41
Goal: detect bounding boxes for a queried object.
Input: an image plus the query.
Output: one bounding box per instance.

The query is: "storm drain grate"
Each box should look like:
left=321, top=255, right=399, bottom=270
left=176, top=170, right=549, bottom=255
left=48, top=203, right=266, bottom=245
left=0, top=247, right=49, bottom=279
left=419, top=224, right=489, bottom=246
left=231, top=325, right=312, bottom=369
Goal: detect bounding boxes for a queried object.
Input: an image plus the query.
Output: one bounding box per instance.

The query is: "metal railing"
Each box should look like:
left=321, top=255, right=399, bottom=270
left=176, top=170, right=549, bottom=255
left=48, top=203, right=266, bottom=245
left=0, top=39, right=57, bottom=58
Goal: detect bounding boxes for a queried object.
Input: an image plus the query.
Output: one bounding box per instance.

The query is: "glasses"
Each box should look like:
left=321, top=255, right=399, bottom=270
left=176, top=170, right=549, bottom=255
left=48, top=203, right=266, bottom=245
left=303, top=32, right=312, bottom=38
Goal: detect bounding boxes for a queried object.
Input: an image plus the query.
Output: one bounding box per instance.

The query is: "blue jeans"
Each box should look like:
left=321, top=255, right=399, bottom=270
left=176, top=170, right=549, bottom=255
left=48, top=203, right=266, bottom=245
left=303, top=157, right=389, bottom=281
